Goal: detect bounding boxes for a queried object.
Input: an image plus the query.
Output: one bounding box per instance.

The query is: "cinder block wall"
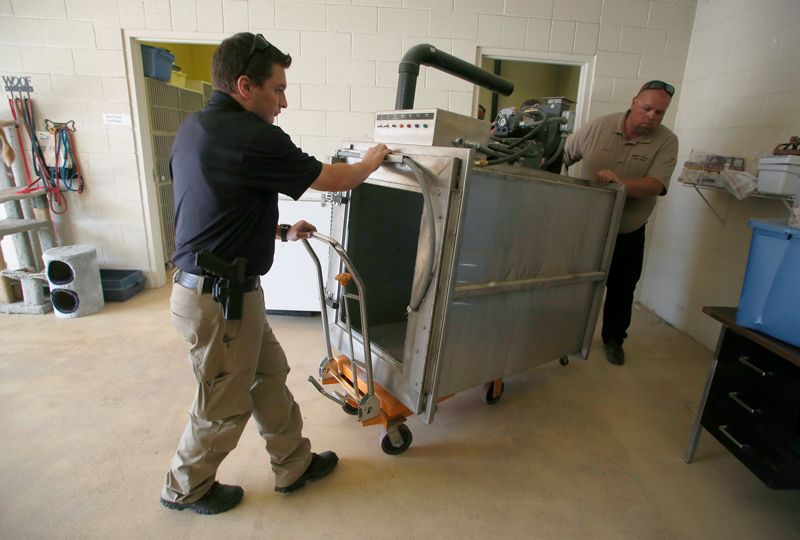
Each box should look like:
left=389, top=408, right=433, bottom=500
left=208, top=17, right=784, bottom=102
left=0, top=0, right=695, bottom=289
left=639, top=0, right=800, bottom=349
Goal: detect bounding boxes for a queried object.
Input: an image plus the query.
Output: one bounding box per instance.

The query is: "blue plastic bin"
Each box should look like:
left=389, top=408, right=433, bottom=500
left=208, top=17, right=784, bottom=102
left=141, top=45, right=175, bottom=82
left=736, top=219, right=800, bottom=347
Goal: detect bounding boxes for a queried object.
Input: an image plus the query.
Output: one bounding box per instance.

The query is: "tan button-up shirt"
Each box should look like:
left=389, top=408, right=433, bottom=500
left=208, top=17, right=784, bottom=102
left=563, top=112, right=678, bottom=234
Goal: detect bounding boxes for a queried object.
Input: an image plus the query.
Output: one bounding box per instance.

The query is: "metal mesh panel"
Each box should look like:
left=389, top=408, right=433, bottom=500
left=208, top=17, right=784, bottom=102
left=153, top=134, right=173, bottom=161
left=156, top=179, right=175, bottom=260
left=202, top=82, right=213, bottom=106
left=151, top=107, right=181, bottom=133
left=146, top=78, right=179, bottom=108
left=154, top=158, right=170, bottom=183
left=179, top=90, right=203, bottom=112
left=152, top=135, right=174, bottom=182
left=146, top=79, right=205, bottom=263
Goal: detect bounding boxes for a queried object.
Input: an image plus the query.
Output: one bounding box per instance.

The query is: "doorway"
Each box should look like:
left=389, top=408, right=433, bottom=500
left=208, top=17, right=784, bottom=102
left=125, top=33, right=221, bottom=288
left=479, top=58, right=580, bottom=121
left=474, top=48, right=595, bottom=142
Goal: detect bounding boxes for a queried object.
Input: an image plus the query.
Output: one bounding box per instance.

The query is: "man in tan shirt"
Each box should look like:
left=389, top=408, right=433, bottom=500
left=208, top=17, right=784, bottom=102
left=563, top=80, right=678, bottom=365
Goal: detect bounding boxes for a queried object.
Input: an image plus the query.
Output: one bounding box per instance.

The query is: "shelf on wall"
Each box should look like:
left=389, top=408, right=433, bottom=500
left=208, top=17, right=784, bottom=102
left=680, top=181, right=795, bottom=225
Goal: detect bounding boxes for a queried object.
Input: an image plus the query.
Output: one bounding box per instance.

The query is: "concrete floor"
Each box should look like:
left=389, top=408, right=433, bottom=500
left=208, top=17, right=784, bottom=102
left=1, top=286, right=799, bottom=539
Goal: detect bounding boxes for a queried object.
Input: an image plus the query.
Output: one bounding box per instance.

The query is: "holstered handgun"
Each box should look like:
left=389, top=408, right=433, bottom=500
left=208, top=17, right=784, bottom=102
left=195, top=250, right=246, bottom=320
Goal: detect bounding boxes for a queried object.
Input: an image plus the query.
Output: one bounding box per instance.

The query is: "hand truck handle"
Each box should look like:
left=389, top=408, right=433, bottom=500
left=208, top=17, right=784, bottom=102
left=303, top=232, right=375, bottom=398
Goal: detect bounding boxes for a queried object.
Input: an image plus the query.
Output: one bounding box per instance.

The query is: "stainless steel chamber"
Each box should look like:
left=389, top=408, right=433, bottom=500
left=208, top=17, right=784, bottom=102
left=322, top=141, right=626, bottom=424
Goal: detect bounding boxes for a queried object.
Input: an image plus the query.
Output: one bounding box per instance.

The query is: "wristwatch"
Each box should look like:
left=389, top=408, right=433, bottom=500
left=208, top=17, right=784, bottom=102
left=279, top=223, right=290, bottom=242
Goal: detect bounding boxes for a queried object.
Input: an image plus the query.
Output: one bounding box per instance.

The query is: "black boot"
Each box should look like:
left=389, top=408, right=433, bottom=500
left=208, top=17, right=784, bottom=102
left=275, top=451, right=338, bottom=493
left=160, top=482, right=243, bottom=515
left=603, top=342, right=625, bottom=365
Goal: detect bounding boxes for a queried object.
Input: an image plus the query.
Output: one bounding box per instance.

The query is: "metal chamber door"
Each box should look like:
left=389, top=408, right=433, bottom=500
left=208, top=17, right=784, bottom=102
left=325, top=144, right=473, bottom=416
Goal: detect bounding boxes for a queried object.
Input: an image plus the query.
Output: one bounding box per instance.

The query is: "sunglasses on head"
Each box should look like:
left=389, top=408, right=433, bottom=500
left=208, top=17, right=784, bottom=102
left=238, top=33, right=277, bottom=78
left=640, top=80, right=675, bottom=97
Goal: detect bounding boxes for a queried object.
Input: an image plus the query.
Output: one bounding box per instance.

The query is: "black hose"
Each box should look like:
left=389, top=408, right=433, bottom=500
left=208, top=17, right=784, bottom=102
left=506, top=120, right=546, bottom=149
left=541, top=137, right=566, bottom=169
left=481, top=141, right=535, bottom=167
left=477, top=145, right=506, bottom=157
left=396, top=44, right=514, bottom=109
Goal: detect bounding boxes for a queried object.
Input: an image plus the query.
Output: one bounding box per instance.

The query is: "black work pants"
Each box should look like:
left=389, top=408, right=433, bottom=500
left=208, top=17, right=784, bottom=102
left=601, top=224, right=646, bottom=346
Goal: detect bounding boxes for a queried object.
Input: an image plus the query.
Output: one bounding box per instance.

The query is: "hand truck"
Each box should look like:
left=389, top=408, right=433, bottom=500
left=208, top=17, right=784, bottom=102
left=303, top=232, right=417, bottom=455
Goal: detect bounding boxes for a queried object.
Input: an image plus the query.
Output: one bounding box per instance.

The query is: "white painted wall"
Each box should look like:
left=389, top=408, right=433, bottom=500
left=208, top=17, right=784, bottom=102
left=639, top=0, right=800, bottom=349
left=0, top=0, right=696, bottom=289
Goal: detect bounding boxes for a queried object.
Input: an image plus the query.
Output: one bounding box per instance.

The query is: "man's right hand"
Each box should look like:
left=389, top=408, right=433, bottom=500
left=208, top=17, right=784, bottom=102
left=311, top=143, right=391, bottom=192
left=361, top=143, right=391, bottom=173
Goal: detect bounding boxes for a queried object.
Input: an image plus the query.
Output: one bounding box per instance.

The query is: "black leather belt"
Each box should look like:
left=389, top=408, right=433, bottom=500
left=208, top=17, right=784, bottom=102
left=174, top=270, right=260, bottom=294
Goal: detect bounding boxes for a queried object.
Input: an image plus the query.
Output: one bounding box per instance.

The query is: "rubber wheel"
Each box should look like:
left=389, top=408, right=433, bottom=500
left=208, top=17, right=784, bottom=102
left=380, top=424, right=413, bottom=455
left=342, top=402, right=358, bottom=415
left=559, top=356, right=569, bottom=366
left=482, top=381, right=504, bottom=405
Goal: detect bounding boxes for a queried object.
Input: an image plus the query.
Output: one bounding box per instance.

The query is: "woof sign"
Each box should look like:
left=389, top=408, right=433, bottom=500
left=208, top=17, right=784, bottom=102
left=3, top=75, right=34, bottom=93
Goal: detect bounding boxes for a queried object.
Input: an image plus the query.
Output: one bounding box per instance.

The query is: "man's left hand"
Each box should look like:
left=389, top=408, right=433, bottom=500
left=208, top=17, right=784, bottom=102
left=287, top=220, right=317, bottom=241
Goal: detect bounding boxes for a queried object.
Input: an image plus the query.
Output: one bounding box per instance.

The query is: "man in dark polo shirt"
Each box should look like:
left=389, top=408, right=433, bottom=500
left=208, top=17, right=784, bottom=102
left=160, top=32, right=389, bottom=515
left=563, top=81, right=678, bottom=366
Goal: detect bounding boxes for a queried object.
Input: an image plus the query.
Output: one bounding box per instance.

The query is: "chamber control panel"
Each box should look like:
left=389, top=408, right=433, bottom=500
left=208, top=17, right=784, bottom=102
left=373, top=108, right=489, bottom=147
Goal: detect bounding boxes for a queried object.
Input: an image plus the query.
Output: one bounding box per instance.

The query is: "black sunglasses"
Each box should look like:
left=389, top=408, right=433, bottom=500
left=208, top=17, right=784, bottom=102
left=238, top=33, right=276, bottom=78
left=640, top=80, right=675, bottom=97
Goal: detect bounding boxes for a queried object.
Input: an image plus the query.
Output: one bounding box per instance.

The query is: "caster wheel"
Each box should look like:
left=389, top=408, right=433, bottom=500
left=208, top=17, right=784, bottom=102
left=559, top=356, right=569, bottom=366
left=342, top=402, right=358, bottom=415
left=380, top=424, right=413, bottom=455
left=481, top=381, right=504, bottom=405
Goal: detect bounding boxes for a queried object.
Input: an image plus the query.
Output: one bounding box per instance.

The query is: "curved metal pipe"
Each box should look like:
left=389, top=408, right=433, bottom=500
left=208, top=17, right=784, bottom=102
left=396, top=44, right=514, bottom=109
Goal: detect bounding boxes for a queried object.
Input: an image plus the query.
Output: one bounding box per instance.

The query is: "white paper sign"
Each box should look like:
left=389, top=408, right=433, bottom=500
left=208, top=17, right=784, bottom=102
left=103, top=113, right=132, bottom=126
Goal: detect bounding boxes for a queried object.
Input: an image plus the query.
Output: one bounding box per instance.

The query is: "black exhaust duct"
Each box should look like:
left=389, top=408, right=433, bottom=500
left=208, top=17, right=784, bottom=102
left=395, top=44, right=514, bottom=110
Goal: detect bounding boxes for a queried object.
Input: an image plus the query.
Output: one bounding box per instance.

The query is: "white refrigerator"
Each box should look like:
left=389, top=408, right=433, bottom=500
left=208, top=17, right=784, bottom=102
left=261, top=191, right=332, bottom=313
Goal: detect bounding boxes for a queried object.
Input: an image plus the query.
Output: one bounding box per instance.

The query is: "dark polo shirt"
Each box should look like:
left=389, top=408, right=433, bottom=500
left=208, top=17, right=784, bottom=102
left=170, top=91, right=322, bottom=276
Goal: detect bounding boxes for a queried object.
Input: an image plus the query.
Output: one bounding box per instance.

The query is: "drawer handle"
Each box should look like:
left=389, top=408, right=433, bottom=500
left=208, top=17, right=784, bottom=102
left=728, top=392, right=762, bottom=415
left=718, top=425, right=751, bottom=451
left=737, top=356, right=774, bottom=377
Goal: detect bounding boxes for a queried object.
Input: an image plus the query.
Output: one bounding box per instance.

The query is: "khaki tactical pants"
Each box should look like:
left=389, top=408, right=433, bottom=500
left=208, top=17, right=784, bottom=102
left=161, top=278, right=312, bottom=503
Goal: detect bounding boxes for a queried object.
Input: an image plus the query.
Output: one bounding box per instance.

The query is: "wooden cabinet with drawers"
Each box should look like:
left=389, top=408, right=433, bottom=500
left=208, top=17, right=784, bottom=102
left=685, top=306, right=800, bottom=489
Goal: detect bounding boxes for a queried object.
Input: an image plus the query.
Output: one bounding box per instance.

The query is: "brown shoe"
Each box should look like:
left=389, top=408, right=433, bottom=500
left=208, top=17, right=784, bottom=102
left=275, top=451, right=338, bottom=493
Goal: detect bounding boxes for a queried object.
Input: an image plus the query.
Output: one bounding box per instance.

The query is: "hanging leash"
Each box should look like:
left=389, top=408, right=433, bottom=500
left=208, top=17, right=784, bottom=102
left=47, top=119, right=84, bottom=196
left=6, top=93, right=36, bottom=191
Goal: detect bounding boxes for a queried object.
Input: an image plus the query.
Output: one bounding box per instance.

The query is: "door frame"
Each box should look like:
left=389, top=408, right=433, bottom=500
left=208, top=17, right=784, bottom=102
left=122, top=29, right=225, bottom=288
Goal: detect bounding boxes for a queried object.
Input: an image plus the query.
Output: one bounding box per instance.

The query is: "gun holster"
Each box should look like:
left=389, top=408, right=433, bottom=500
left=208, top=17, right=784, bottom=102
left=195, top=251, right=247, bottom=321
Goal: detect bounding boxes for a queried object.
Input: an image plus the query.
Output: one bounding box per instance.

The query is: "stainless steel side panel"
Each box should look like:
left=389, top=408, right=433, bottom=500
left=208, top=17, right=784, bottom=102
left=423, top=166, right=624, bottom=422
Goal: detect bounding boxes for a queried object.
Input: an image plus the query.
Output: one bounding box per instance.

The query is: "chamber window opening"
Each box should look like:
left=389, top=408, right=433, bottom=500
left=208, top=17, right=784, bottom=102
left=342, top=183, right=424, bottom=362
